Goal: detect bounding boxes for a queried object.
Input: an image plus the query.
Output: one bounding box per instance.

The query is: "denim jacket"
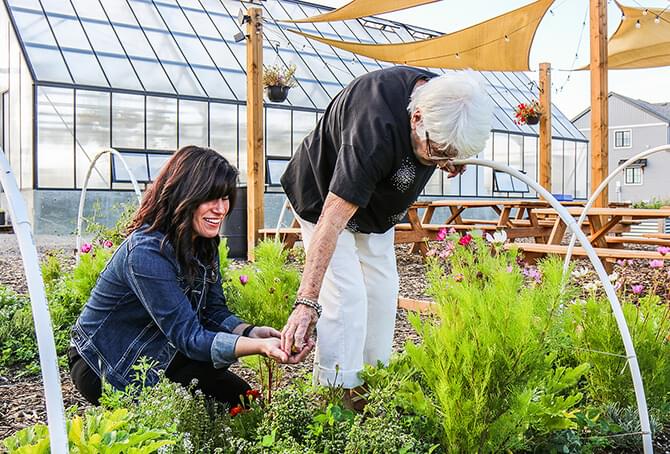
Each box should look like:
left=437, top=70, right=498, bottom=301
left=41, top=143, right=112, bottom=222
left=71, top=227, right=243, bottom=390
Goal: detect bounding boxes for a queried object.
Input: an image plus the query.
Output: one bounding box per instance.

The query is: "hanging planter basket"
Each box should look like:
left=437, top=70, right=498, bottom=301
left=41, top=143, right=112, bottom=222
left=265, top=85, right=290, bottom=103
left=525, top=114, right=540, bottom=125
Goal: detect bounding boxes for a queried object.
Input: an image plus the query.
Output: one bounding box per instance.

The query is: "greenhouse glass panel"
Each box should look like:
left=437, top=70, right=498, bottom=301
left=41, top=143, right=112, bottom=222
left=266, top=108, right=292, bottom=157
left=143, top=30, right=205, bottom=96
left=178, top=99, right=208, bottom=147
left=181, top=9, right=220, bottom=38
left=112, top=93, right=144, bottom=149
left=70, top=0, right=108, bottom=20
left=193, top=66, right=234, bottom=99
left=61, top=50, right=108, bottom=87
left=523, top=135, right=538, bottom=183
left=96, top=55, right=143, bottom=91
left=238, top=104, right=247, bottom=184
left=19, top=60, right=32, bottom=189
left=201, top=39, right=244, bottom=73
left=462, top=163, right=477, bottom=196
left=47, top=15, right=92, bottom=49
left=12, top=10, right=54, bottom=45
left=563, top=141, right=576, bottom=197
left=267, top=159, right=289, bottom=186
left=551, top=139, right=564, bottom=194
left=99, top=0, right=138, bottom=26
left=478, top=137, right=494, bottom=197
left=146, top=96, right=177, bottom=150
left=509, top=134, right=523, bottom=170
left=40, top=0, right=74, bottom=15
left=445, top=172, right=459, bottom=196
left=131, top=59, right=175, bottom=93
left=283, top=79, right=313, bottom=109
left=75, top=90, right=111, bottom=189
left=210, top=102, right=238, bottom=167
left=24, top=45, right=72, bottom=82
left=575, top=142, right=588, bottom=198
left=424, top=170, right=441, bottom=196
left=113, top=152, right=149, bottom=182
left=6, top=0, right=41, bottom=9
left=155, top=3, right=193, bottom=34
left=148, top=153, right=170, bottom=179
left=292, top=111, right=317, bottom=152
left=128, top=1, right=164, bottom=29
left=37, top=87, right=74, bottom=188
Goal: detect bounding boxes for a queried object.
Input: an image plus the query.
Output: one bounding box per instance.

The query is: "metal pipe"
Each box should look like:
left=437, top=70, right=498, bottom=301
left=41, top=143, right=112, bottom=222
left=456, top=158, right=653, bottom=453
left=562, top=144, right=670, bottom=274
left=0, top=150, right=68, bottom=452
left=75, top=148, right=142, bottom=262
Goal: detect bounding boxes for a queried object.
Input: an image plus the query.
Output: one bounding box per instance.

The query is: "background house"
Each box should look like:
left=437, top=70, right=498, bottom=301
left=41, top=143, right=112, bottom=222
left=0, top=0, right=586, bottom=234
left=572, top=92, right=670, bottom=204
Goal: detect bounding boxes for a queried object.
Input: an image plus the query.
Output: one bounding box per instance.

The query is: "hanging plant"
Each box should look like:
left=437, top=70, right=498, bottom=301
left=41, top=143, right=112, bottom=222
left=514, top=99, right=543, bottom=126
left=262, top=63, right=297, bottom=103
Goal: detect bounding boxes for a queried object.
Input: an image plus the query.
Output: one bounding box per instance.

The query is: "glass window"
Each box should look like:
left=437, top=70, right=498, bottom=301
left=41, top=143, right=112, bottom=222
left=70, top=0, right=108, bottom=20
left=12, top=10, right=54, bottom=45
left=575, top=142, right=588, bottom=198
left=97, top=55, right=143, bottom=91
left=614, top=130, right=632, bottom=148
left=148, top=153, right=171, bottom=179
left=238, top=104, right=247, bottom=184
left=61, top=50, right=108, bottom=87
left=266, top=108, right=291, bottom=157
left=267, top=158, right=288, bottom=186
left=75, top=90, right=110, bottom=189
left=146, top=96, right=177, bottom=150
left=563, top=141, right=576, bottom=197
left=24, top=45, right=73, bottom=83
left=41, top=0, right=74, bottom=15
left=130, top=59, right=175, bottom=93
left=210, top=102, right=238, bottom=168
left=19, top=59, right=32, bottom=189
left=292, top=111, right=316, bottom=153
left=112, top=93, right=144, bottom=149
left=478, top=137, right=493, bottom=196
left=179, top=99, right=208, bottom=147
left=113, top=152, right=148, bottom=182
left=37, top=87, right=74, bottom=188
left=155, top=3, right=192, bottom=33
left=551, top=139, right=563, bottom=194
left=99, top=0, right=138, bottom=26
left=624, top=167, right=642, bottom=185
left=423, top=170, right=441, bottom=196
left=523, top=135, right=537, bottom=197
left=509, top=134, right=523, bottom=170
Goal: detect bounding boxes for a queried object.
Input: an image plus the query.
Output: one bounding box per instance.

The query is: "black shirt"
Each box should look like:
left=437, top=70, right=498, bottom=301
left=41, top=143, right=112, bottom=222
left=281, top=66, right=437, bottom=234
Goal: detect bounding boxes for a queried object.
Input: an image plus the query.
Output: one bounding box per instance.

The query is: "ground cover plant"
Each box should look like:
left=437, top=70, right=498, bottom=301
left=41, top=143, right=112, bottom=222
left=3, top=222, right=670, bottom=452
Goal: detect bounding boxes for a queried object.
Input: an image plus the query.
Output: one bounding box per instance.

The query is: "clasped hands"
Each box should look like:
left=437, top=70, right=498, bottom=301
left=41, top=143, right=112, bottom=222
left=251, top=305, right=316, bottom=364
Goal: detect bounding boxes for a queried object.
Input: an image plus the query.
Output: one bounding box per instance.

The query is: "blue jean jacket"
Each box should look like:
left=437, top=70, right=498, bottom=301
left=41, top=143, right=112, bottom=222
left=71, top=228, right=243, bottom=390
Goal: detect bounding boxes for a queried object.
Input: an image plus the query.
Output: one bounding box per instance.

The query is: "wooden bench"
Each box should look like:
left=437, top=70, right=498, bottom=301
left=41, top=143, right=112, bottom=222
left=604, top=236, right=670, bottom=247
left=258, top=227, right=302, bottom=248
left=509, top=243, right=670, bottom=272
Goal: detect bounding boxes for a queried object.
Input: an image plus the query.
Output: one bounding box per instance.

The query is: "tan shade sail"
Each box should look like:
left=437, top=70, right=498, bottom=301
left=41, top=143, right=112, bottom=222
left=286, top=0, right=439, bottom=24
left=607, top=2, right=670, bottom=69
left=288, top=0, right=554, bottom=71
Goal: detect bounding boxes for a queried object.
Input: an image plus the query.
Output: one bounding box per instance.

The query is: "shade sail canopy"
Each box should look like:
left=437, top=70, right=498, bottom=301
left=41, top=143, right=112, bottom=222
left=288, top=0, right=554, bottom=71
left=607, top=2, right=670, bottom=69
left=286, top=0, right=438, bottom=23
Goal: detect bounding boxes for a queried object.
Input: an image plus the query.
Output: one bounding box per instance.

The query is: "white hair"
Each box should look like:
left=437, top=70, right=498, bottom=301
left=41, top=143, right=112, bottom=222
left=408, top=70, right=493, bottom=159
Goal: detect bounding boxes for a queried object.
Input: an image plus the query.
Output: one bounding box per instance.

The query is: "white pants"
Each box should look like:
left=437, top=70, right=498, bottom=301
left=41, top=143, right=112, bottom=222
left=296, top=215, right=399, bottom=388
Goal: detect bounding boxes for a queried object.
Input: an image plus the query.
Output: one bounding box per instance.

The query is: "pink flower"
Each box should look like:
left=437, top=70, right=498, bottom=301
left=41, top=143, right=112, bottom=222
left=426, top=248, right=436, bottom=257
left=649, top=259, right=664, bottom=269
left=631, top=284, right=644, bottom=295
left=448, top=227, right=456, bottom=235
left=616, top=259, right=627, bottom=267
left=453, top=273, right=464, bottom=282
left=103, top=240, right=113, bottom=248
left=523, top=266, right=542, bottom=283
left=436, top=228, right=448, bottom=241
left=438, top=248, right=452, bottom=259
left=458, top=234, right=473, bottom=246
left=657, top=246, right=670, bottom=256
left=506, top=265, right=513, bottom=273
left=80, top=243, right=92, bottom=254
left=239, top=275, right=249, bottom=285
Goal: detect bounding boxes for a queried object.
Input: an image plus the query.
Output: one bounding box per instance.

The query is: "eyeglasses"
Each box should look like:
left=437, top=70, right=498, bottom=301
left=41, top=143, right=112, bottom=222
left=425, top=131, right=457, bottom=161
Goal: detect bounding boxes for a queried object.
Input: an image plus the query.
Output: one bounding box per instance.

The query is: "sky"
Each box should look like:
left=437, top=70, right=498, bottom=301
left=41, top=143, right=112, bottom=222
left=315, top=0, right=670, bottom=120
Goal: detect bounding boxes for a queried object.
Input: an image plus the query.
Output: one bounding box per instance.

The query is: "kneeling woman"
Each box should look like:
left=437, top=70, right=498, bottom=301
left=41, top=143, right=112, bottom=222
left=70, top=146, right=289, bottom=407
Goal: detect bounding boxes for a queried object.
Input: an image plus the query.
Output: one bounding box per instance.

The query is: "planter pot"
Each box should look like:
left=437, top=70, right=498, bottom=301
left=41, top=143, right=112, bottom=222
left=525, top=114, right=540, bottom=125
left=265, top=85, right=290, bottom=103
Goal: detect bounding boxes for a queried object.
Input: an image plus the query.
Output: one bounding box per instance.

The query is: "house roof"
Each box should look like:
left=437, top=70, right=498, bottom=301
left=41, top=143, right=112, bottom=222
left=572, top=92, right=670, bottom=124
left=4, top=0, right=585, bottom=141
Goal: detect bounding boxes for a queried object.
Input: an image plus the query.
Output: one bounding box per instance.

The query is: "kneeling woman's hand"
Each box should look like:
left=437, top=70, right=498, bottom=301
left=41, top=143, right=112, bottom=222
left=234, top=336, right=288, bottom=363
left=247, top=326, right=281, bottom=339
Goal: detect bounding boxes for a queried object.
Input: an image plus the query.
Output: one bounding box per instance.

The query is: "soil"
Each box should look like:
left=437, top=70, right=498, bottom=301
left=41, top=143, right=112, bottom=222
left=0, top=234, right=668, bottom=452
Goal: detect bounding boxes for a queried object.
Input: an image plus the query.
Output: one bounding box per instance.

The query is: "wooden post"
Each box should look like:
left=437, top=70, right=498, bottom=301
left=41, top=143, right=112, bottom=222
left=246, top=7, right=263, bottom=261
left=538, top=62, right=551, bottom=194
left=590, top=0, right=608, bottom=207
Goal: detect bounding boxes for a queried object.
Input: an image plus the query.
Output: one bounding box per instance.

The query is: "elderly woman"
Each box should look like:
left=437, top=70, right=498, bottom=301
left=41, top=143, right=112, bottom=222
left=280, top=67, right=493, bottom=408
left=69, top=146, right=289, bottom=407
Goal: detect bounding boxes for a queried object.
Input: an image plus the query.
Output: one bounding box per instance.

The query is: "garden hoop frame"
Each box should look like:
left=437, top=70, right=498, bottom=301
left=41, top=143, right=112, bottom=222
left=562, top=143, right=670, bottom=274
left=0, top=150, right=68, bottom=452
left=75, top=148, right=142, bottom=262
left=455, top=158, right=653, bottom=453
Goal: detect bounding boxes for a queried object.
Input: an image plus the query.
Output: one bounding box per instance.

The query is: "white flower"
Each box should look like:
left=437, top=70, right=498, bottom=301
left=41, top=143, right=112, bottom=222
left=485, top=230, right=508, bottom=245
left=571, top=267, right=589, bottom=279
left=584, top=281, right=600, bottom=292
left=608, top=272, right=619, bottom=283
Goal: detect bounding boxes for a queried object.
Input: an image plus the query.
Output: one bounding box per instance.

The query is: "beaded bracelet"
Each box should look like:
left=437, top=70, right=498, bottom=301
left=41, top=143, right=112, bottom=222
left=242, top=324, right=255, bottom=337
left=293, top=296, right=322, bottom=318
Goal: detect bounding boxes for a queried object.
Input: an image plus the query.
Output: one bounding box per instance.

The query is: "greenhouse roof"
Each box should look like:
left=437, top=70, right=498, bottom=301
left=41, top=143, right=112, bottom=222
left=4, top=0, right=585, bottom=141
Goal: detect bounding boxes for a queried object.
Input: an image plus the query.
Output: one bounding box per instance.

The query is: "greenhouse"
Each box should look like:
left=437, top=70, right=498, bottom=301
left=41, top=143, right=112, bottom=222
left=0, top=0, right=587, bottom=234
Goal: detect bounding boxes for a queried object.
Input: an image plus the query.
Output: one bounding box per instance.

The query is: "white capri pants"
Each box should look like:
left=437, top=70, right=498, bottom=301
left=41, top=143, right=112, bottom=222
left=296, top=215, right=399, bottom=388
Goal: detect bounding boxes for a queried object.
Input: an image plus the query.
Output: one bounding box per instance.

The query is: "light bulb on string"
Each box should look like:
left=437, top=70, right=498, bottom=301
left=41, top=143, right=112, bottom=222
left=643, top=8, right=648, bottom=15
left=655, top=15, right=661, bottom=23
left=635, top=19, right=641, bottom=28
left=504, top=34, right=510, bottom=43
left=455, top=52, right=461, bottom=59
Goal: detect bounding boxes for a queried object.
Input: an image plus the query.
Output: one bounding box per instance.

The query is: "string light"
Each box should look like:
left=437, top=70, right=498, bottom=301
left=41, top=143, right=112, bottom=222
left=635, top=19, right=641, bottom=28
left=655, top=15, right=661, bottom=23
left=455, top=52, right=461, bottom=59
left=504, top=34, right=510, bottom=42
left=643, top=8, right=648, bottom=15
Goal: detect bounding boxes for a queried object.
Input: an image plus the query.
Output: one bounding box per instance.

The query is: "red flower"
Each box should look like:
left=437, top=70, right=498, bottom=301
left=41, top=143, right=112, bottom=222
left=458, top=234, right=473, bottom=246
left=245, top=389, right=261, bottom=400
left=229, top=404, right=244, bottom=417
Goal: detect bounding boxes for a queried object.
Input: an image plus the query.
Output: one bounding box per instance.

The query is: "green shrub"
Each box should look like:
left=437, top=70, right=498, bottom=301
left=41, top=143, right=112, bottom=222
left=404, top=234, right=588, bottom=452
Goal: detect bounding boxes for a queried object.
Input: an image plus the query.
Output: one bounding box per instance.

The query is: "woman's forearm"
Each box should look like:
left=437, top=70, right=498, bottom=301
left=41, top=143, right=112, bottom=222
left=297, top=192, right=358, bottom=300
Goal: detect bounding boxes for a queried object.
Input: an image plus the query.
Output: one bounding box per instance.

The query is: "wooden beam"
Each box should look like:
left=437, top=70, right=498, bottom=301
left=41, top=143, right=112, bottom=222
left=590, top=0, right=608, bottom=207
left=538, top=62, right=551, bottom=193
left=246, top=7, right=264, bottom=261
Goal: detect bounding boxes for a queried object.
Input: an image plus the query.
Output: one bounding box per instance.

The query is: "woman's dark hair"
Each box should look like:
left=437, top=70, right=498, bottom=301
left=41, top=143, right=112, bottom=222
left=128, top=146, right=239, bottom=283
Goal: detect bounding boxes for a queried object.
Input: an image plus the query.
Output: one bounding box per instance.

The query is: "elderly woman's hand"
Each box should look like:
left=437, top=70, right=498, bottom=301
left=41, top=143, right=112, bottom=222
left=281, top=304, right=318, bottom=357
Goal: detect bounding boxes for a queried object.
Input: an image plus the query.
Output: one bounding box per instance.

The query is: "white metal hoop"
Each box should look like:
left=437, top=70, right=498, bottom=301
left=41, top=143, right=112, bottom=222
left=0, top=150, right=68, bottom=452
left=456, top=158, right=653, bottom=453
left=75, top=148, right=142, bottom=262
